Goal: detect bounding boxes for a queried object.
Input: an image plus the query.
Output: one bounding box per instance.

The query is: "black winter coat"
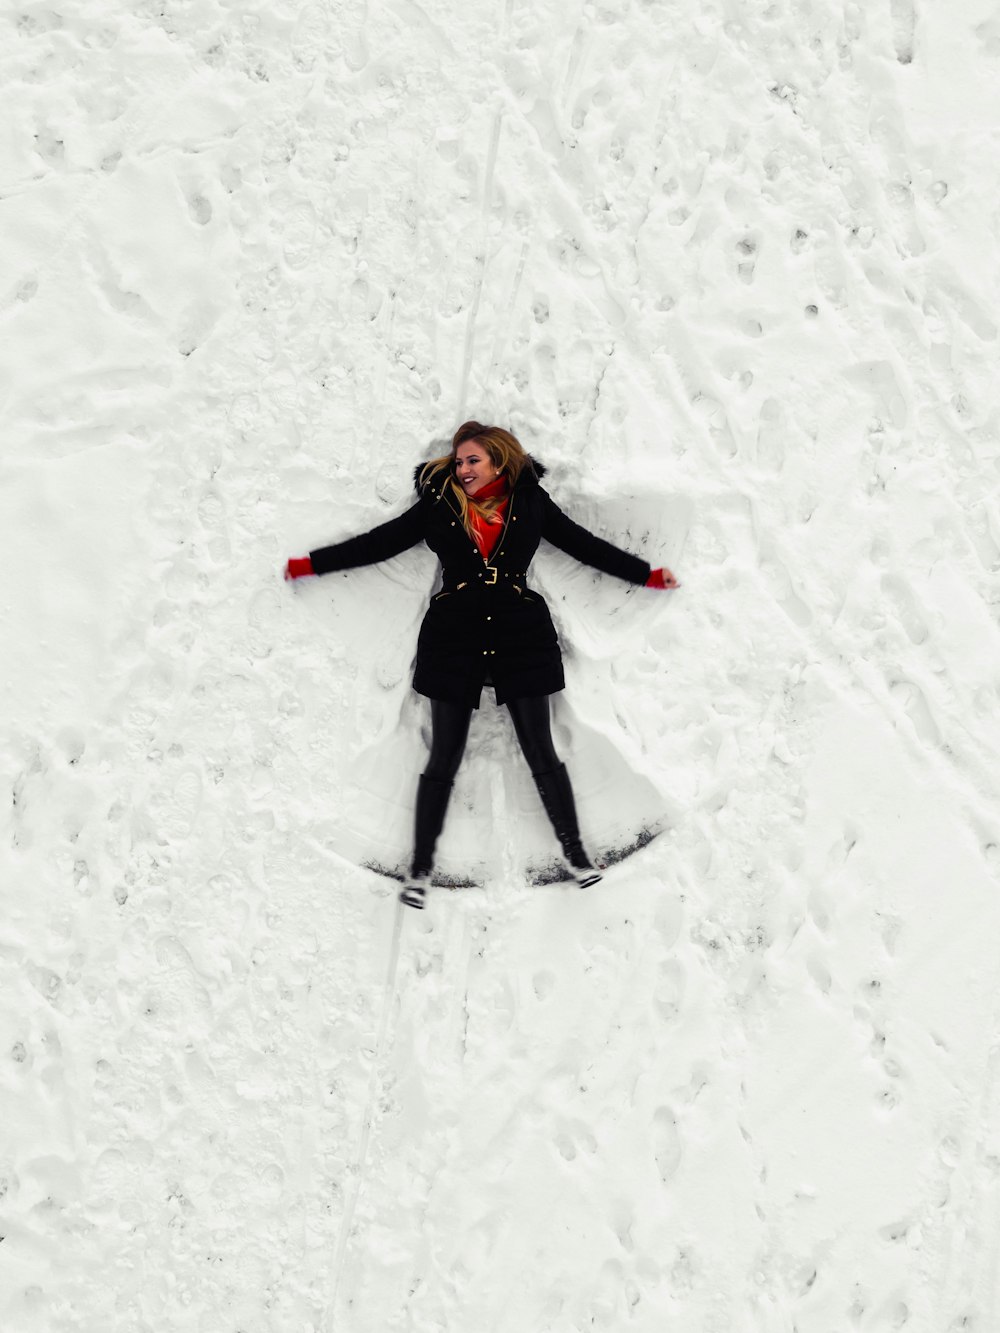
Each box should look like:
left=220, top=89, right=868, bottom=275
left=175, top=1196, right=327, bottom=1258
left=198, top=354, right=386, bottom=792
left=310, top=460, right=651, bottom=707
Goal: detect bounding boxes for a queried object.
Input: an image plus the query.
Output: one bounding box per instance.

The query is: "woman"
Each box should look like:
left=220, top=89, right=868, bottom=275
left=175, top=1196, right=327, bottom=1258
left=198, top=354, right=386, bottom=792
left=285, top=422, right=678, bottom=909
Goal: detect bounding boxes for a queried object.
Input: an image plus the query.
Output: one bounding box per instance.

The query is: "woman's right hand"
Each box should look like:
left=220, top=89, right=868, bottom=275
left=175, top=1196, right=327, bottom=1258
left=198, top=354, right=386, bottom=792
left=284, top=556, right=315, bottom=581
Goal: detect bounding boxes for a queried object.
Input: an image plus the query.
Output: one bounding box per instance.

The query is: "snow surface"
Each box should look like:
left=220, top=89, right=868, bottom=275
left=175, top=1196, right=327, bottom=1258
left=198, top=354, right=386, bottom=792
left=3, top=0, right=1000, bottom=1328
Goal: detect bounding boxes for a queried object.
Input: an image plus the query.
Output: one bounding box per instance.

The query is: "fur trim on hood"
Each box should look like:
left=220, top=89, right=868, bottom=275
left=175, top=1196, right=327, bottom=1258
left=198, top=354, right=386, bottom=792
left=413, top=456, right=546, bottom=496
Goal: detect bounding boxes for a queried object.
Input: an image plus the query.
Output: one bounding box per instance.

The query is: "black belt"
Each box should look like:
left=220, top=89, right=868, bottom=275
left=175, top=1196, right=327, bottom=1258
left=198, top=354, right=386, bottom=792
left=481, top=566, right=527, bottom=585
left=440, top=569, right=527, bottom=593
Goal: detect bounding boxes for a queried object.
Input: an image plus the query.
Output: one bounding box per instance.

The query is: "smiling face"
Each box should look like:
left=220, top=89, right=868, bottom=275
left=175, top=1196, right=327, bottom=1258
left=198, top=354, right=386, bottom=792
left=454, top=440, right=499, bottom=496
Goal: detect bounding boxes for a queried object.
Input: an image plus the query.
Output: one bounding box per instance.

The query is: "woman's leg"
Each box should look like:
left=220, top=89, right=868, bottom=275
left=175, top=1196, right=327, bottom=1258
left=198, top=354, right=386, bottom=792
left=505, top=694, right=560, bottom=775
left=401, top=699, right=473, bottom=908
left=506, top=694, right=601, bottom=886
left=424, top=699, right=474, bottom=781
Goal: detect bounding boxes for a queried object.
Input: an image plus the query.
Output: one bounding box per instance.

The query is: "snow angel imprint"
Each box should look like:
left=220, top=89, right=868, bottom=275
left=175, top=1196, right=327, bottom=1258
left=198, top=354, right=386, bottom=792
left=285, top=422, right=678, bottom=909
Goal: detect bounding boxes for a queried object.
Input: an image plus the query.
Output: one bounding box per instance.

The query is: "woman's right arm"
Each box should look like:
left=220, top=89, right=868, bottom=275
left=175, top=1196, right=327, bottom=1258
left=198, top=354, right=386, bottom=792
left=286, top=502, right=424, bottom=578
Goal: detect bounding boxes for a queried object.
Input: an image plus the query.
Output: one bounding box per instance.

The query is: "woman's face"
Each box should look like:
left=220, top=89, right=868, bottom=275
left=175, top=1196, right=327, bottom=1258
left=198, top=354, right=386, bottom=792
left=454, top=442, right=498, bottom=496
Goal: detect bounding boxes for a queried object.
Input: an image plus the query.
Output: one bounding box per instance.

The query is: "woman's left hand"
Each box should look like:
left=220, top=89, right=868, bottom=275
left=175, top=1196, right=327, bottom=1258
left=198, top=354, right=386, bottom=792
left=646, top=567, right=679, bottom=590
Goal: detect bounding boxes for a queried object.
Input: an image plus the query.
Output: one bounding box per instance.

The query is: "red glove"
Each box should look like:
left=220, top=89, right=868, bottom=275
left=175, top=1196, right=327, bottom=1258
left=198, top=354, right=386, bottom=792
left=645, top=567, right=678, bottom=590
left=284, top=556, right=315, bottom=581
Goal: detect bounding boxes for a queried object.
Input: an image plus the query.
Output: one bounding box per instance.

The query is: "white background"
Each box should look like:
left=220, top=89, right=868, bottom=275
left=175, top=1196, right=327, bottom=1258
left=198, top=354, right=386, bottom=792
left=3, top=0, right=1000, bottom=1328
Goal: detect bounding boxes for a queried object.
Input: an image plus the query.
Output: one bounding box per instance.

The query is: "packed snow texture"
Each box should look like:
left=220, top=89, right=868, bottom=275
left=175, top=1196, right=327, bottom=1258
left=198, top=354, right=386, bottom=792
left=3, top=0, right=1000, bottom=1328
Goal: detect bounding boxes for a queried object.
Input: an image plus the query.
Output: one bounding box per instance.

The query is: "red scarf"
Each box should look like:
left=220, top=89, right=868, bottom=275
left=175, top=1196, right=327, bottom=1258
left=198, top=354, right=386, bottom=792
left=468, top=475, right=509, bottom=560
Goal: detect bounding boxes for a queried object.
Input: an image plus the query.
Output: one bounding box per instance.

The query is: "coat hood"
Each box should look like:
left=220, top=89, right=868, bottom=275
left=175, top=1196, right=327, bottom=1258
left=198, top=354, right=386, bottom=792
left=413, top=456, right=546, bottom=497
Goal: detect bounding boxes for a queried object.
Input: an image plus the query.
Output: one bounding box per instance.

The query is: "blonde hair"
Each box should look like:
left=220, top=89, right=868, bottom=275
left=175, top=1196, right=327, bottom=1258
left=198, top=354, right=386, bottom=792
left=419, top=422, right=532, bottom=539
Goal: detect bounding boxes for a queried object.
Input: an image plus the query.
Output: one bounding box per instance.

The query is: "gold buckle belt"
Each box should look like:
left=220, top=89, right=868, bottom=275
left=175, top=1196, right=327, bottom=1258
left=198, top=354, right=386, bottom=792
left=483, top=565, right=498, bottom=584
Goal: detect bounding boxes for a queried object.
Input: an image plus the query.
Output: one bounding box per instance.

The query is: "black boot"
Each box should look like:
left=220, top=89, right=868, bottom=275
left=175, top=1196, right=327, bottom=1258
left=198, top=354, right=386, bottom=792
left=399, top=773, right=453, bottom=909
left=532, top=763, right=602, bottom=889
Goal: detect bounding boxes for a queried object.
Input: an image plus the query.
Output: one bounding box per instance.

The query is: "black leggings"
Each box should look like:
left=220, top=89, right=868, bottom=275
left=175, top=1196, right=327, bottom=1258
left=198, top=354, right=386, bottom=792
left=424, top=695, right=560, bottom=782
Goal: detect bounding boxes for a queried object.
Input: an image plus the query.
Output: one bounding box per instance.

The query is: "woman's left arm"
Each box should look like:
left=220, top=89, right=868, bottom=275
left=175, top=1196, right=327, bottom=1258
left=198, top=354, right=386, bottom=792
left=539, top=489, right=653, bottom=585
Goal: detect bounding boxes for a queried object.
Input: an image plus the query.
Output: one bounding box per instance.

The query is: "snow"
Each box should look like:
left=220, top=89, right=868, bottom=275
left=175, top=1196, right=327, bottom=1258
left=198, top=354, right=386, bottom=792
left=3, top=0, right=1000, bottom=1328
